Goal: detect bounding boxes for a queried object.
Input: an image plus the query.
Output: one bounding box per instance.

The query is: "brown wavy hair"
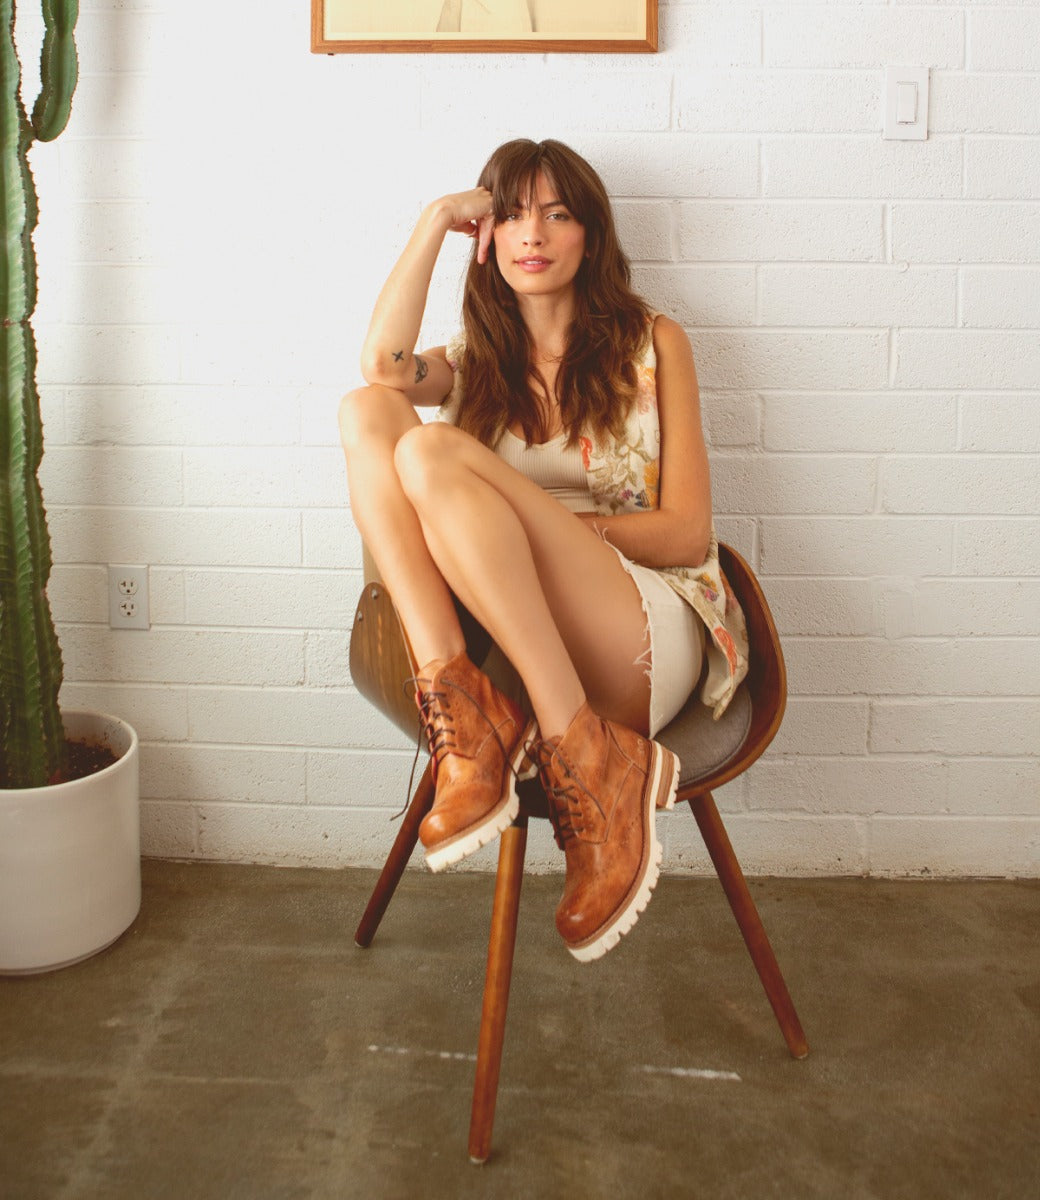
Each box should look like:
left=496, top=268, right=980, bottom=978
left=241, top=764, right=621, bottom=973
left=455, top=139, right=651, bottom=449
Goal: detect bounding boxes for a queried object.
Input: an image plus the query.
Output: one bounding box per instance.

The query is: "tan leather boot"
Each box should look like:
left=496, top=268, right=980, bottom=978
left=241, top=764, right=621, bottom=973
left=534, top=702, right=680, bottom=962
left=414, top=651, right=536, bottom=872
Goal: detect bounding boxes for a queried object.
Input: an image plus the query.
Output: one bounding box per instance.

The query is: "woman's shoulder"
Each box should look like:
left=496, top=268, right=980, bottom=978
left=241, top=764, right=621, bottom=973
left=647, top=313, right=695, bottom=372
left=650, top=313, right=688, bottom=354
left=633, top=312, right=682, bottom=372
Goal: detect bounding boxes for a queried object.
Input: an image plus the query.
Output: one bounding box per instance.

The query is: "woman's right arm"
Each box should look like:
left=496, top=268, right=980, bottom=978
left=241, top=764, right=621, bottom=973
left=360, top=188, right=495, bottom=406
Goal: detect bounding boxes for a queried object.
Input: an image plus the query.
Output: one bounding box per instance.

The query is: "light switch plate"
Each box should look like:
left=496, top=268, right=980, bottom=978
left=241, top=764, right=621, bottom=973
left=884, top=66, right=929, bottom=140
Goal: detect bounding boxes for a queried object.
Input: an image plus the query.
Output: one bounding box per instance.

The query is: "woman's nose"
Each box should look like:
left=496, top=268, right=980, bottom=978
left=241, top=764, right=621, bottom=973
left=522, top=218, right=544, bottom=245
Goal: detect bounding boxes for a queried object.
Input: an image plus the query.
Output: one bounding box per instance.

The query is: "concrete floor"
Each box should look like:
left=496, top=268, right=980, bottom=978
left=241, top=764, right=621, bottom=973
left=1, top=861, right=1038, bottom=1200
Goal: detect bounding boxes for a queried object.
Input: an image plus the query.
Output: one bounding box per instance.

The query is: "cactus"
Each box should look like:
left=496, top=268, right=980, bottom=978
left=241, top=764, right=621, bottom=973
left=1, top=0, right=79, bottom=787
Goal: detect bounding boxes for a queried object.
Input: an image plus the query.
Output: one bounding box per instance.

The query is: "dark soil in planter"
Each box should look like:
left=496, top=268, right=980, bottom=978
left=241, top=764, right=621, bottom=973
left=62, top=739, right=119, bottom=783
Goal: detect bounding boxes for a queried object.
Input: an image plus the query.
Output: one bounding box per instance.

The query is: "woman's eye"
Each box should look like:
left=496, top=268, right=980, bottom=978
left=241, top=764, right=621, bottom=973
left=547, top=211, right=570, bottom=221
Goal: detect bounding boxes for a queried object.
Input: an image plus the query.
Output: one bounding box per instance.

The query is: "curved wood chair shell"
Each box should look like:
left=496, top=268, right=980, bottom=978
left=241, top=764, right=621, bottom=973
left=348, top=542, right=807, bottom=1163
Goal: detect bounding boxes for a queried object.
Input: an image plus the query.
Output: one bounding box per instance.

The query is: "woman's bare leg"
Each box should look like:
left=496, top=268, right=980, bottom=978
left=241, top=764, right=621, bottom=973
left=393, top=421, right=652, bottom=739
left=338, top=385, right=466, bottom=669
left=346, top=399, right=672, bottom=947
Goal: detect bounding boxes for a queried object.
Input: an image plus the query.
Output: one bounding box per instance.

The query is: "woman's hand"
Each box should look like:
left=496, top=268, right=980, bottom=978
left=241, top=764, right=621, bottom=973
left=433, top=188, right=496, bottom=265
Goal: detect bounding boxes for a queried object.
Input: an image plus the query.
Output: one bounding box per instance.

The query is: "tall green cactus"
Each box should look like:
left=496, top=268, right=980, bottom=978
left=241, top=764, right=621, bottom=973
left=1, top=0, right=79, bottom=787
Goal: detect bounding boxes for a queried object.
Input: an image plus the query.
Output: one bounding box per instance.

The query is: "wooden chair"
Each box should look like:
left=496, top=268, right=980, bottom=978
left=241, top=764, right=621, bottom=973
left=349, top=542, right=808, bottom=1163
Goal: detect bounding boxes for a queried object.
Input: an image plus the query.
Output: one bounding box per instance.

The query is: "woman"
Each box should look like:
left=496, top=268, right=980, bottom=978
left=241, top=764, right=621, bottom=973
left=340, top=139, right=747, bottom=962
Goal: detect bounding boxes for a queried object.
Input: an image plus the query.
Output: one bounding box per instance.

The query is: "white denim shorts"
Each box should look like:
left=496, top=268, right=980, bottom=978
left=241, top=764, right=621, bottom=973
left=480, top=545, right=705, bottom=740
left=609, top=545, right=706, bottom=738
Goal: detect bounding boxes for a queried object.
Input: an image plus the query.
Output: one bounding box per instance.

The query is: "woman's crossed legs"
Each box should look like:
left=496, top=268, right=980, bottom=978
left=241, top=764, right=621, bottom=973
left=339, top=384, right=677, bottom=960
left=339, top=383, right=650, bottom=739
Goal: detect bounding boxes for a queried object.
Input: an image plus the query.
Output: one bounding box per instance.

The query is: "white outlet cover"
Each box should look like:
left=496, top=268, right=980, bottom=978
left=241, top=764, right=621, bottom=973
left=108, top=565, right=150, bottom=630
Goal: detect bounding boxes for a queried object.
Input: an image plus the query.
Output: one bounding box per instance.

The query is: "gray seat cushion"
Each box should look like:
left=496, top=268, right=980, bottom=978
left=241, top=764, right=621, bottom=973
left=479, top=638, right=752, bottom=793
left=656, top=685, right=752, bottom=789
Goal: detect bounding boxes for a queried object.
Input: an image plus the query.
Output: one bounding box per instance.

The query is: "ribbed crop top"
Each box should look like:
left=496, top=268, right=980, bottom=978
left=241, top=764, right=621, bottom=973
left=493, top=428, right=592, bottom=514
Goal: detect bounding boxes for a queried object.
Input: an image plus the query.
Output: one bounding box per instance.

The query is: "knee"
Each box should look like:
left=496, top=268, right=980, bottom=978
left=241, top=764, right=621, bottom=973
left=393, top=421, right=460, bottom=503
left=338, top=384, right=411, bottom=453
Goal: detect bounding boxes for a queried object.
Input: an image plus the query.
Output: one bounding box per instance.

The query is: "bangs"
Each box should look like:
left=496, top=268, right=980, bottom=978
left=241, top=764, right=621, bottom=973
left=491, top=163, right=548, bottom=222
left=483, top=141, right=591, bottom=225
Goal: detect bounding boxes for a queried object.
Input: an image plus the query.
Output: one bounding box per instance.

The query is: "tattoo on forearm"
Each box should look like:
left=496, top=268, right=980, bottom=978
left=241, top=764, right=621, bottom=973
left=392, top=350, right=404, bottom=362
left=414, top=355, right=428, bottom=384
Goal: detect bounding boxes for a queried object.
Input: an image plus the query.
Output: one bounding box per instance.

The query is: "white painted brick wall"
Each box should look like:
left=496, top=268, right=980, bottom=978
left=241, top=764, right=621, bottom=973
left=19, top=0, right=1037, bottom=879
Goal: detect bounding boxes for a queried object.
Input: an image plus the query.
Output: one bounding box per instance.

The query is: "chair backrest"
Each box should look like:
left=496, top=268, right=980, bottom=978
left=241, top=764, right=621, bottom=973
left=702, top=543, right=787, bottom=791
left=350, top=577, right=418, bottom=740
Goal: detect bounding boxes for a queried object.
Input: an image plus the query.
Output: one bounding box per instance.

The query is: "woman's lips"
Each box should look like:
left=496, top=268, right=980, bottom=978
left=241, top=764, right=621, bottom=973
left=515, top=257, right=551, bottom=272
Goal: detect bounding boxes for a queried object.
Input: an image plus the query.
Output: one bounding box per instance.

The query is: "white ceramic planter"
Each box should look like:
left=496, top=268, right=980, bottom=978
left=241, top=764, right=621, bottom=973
left=0, top=710, right=141, bottom=975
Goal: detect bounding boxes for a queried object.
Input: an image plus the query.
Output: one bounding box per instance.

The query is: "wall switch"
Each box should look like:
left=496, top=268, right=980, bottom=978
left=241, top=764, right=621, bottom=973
left=896, top=81, right=918, bottom=125
left=884, top=67, right=929, bottom=140
left=108, top=565, right=150, bottom=630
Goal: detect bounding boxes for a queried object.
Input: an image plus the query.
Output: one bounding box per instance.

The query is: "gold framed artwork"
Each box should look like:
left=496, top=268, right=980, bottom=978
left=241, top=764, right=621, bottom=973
left=311, top=1, right=658, bottom=54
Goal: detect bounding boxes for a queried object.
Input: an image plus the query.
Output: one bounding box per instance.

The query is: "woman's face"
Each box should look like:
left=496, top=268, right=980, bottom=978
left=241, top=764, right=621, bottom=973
left=491, top=170, right=587, bottom=299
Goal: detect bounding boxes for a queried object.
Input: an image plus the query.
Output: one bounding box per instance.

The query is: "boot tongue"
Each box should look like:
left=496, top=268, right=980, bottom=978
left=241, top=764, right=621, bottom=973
left=419, top=650, right=470, bottom=687
left=555, top=700, right=594, bottom=751
left=417, top=658, right=448, bottom=683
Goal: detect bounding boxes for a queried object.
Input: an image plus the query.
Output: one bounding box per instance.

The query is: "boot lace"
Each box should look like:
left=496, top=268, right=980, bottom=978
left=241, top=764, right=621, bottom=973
left=414, top=682, right=457, bottom=769
left=529, top=739, right=598, bottom=847
left=393, top=672, right=527, bottom=821
left=393, top=677, right=455, bottom=820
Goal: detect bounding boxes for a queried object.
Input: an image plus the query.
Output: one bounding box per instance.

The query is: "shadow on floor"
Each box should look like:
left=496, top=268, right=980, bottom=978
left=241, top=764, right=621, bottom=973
left=2, top=860, right=1038, bottom=1199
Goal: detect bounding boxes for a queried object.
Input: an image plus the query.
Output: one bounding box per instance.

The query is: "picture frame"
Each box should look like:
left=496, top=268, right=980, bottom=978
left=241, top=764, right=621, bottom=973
left=311, top=1, right=658, bottom=55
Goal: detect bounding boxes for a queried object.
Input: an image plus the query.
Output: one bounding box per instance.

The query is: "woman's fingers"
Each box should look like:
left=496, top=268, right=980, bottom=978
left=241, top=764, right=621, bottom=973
left=443, top=187, right=495, bottom=253
left=475, top=212, right=495, bottom=264
left=459, top=186, right=494, bottom=221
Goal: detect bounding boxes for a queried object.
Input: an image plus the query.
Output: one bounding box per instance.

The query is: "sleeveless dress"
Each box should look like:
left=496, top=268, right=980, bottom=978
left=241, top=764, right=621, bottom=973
left=438, top=324, right=750, bottom=723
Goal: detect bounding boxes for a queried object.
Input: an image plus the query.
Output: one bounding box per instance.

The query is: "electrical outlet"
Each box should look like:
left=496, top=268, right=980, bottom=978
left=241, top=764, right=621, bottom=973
left=108, top=565, right=150, bottom=630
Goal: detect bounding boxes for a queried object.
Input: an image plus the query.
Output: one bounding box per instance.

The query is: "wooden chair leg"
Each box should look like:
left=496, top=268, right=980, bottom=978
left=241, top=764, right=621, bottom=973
left=690, top=791, right=809, bottom=1060
left=468, top=816, right=528, bottom=1165
left=354, top=762, right=436, bottom=949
